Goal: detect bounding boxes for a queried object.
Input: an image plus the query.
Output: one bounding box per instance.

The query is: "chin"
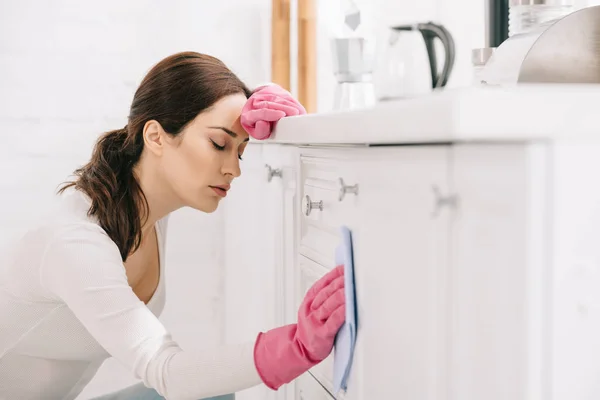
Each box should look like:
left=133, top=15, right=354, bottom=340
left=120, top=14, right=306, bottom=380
left=203, top=204, right=219, bottom=213
left=189, top=199, right=220, bottom=213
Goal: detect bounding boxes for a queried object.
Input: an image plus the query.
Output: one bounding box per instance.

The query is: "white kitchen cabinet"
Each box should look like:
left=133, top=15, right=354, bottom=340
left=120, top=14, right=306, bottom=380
left=280, top=145, right=453, bottom=400
left=225, top=141, right=600, bottom=400
left=222, top=86, right=600, bottom=399
left=222, top=143, right=297, bottom=400
left=219, top=86, right=600, bottom=400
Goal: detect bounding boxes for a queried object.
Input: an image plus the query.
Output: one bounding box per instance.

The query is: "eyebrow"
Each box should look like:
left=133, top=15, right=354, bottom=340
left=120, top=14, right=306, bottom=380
left=208, top=126, right=249, bottom=142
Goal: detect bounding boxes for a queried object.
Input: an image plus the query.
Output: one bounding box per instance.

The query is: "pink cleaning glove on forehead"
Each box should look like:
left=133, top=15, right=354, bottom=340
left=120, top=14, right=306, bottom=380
left=241, top=84, right=307, bottom=140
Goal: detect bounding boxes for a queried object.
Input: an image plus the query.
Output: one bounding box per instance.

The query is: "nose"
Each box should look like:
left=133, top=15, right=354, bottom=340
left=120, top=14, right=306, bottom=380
left=222, top=152, right=241, bottom=178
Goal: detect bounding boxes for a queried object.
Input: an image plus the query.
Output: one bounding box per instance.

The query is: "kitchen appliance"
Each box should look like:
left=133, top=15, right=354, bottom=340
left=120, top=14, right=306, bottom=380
left=377, top=22, right=455, bottom=100
left=480, top=5, right=600, bottom=85
left=330, top=0, right=377, bottom=111
left=331, top=36, right=377, bottom=111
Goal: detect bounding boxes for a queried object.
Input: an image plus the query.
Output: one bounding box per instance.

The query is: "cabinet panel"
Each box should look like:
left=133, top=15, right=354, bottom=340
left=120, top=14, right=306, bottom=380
left=264, top=144, right=300, bottom=400
left=449, top=144, right=550, bottom=400
left=350, top=146, right=451, bottom=400
left=223, top=143, right=295, bottom=400
left=544, top=141, right=600, bottom=400
left=223, top=143, right=271, bottom=339
left=263, top=144, right=299, bottom=329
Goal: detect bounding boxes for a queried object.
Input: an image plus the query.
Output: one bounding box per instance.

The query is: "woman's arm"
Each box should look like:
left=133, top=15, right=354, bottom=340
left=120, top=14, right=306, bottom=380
left=39, top=224, right=261, bottom=400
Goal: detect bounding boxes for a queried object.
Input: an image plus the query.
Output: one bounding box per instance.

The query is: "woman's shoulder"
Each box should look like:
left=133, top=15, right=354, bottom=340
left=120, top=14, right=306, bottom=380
left=12, top=189, right=119, bottom=260
left=0, top=192, right=120, bottom=301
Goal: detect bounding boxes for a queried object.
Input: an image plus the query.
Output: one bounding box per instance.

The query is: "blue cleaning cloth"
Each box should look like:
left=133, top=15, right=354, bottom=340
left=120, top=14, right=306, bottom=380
left=332, top=225, right=357, bottom=396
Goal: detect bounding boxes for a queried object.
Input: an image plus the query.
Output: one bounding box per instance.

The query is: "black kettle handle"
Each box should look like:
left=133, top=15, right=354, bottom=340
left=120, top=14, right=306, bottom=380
left=417, top=22, right=455, bottom=88
left=391, top=22, right=456, bottom=89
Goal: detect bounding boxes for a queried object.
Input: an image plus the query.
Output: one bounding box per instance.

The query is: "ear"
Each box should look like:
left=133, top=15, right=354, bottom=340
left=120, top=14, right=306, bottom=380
left=142, top=120, right=165, bottom=156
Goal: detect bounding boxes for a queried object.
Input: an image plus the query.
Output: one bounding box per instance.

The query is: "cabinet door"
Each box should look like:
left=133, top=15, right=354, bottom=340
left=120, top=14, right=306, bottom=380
left=223, top=143, right=296, bottom=400
left=263, top=144, right=298, bottom=329
left=449, top=144, right=550, bottom=400
left=350, top=146, right=451, bottom=400
left=223, top=143, right=270, bottom=340
left=222, top=143, right=275, bottom=400
left=263, top=144, right=299, bottom=400
left=550, top=141, right=600, bottom=400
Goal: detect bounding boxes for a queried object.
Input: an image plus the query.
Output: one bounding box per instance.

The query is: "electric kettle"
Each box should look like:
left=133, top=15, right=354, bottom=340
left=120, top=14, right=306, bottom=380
left=376, top=22, right=456, bottom=100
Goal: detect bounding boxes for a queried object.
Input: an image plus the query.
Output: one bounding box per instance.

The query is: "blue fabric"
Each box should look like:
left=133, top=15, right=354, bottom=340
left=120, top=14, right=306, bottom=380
left=332, top=225, right=358, bottom=396
left=89, top=383, right=235, bottom=400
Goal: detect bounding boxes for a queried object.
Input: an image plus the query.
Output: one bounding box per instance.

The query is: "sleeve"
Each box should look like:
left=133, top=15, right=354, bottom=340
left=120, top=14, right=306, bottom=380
left=39, top=225, right=262, bottom=400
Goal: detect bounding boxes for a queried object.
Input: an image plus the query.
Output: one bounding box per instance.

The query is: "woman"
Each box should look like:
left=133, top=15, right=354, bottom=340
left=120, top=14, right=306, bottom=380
left=0, top=52, right=346, bottom=400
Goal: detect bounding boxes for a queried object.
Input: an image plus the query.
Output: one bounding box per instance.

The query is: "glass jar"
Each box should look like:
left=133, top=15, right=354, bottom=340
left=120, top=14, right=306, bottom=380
left=471, top=47, right=496, bottom=86
left=509, top=0, right=575, bottom=37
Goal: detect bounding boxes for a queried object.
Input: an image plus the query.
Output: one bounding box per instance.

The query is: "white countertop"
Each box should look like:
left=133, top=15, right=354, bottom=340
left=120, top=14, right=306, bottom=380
left=264, top=84, right=600, bottom=145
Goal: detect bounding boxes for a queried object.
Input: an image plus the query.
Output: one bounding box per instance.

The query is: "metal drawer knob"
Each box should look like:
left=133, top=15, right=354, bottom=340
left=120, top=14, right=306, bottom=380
left=338, top=177, right=359, bottom=201
left=303, top=194, right=323, bottom=216
left=265, top=164, right=282, bottom=182
left=431, top=185, right=458, bottom=218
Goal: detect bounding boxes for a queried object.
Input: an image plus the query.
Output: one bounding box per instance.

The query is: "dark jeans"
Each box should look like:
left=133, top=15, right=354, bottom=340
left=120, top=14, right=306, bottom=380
left=90, top=382, right=235, bottom=400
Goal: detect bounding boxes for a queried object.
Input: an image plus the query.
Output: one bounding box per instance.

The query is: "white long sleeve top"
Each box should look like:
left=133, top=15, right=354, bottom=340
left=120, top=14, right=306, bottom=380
left=0, top=189, right=262, bottom=400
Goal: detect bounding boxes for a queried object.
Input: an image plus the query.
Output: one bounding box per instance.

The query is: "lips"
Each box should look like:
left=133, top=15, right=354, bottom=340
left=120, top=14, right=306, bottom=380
left=210, top=184, right=231, bottom=198
left=210, top=184, right=231, bottom=191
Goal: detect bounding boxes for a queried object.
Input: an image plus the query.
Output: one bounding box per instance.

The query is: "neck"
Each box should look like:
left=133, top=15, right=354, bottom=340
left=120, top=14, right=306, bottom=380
left=134, top=158, right=183, bottom=235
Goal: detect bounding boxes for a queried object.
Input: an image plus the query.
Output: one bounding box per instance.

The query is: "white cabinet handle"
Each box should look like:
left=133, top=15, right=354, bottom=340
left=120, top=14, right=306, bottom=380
left=303, top=194, right=323, bottom=216
left=338, top=177, right=358, bottom=201
left=265, top=164, right=282, bottom=182
left=431, top=185, right=458, bottom=217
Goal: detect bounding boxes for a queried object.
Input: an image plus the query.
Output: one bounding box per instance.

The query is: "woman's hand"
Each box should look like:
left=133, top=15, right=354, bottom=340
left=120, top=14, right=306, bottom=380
left=253, top=265, right=346, bottom=390
left=240, top=84, right=307, bottom=140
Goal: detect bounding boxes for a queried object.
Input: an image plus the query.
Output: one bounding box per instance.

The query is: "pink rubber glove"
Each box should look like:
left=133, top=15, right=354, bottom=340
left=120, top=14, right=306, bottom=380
left=240, top=84, right=307, bottom=140
left=253, top=265, right=345, bottom=390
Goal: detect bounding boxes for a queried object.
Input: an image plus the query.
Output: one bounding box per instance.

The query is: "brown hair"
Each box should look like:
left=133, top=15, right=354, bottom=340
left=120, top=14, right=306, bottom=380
left=59, top=52, right=251, bottom=261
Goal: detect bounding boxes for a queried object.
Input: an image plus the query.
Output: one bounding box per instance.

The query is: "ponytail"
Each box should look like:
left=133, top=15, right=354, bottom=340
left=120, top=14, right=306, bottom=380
left=58, top=126, right=148, bottom=261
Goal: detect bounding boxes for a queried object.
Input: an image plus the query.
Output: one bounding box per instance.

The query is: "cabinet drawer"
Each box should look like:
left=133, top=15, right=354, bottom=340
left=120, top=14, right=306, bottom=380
left=295, top=373, right=335, bottom=400
left=296, top=255, right=335, bottom=392
left=299, top=151, right=360, bottom=266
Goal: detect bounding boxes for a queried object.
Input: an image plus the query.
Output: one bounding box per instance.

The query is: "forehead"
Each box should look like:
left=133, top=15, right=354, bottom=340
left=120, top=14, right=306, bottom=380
left=192, top=94, right=248, bottom=138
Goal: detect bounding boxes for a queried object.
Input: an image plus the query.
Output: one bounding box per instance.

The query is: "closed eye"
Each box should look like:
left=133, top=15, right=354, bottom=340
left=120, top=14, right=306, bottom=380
left=212, top=139, right=243, bottom=160
left=211, top=140, right=225, bottom=151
